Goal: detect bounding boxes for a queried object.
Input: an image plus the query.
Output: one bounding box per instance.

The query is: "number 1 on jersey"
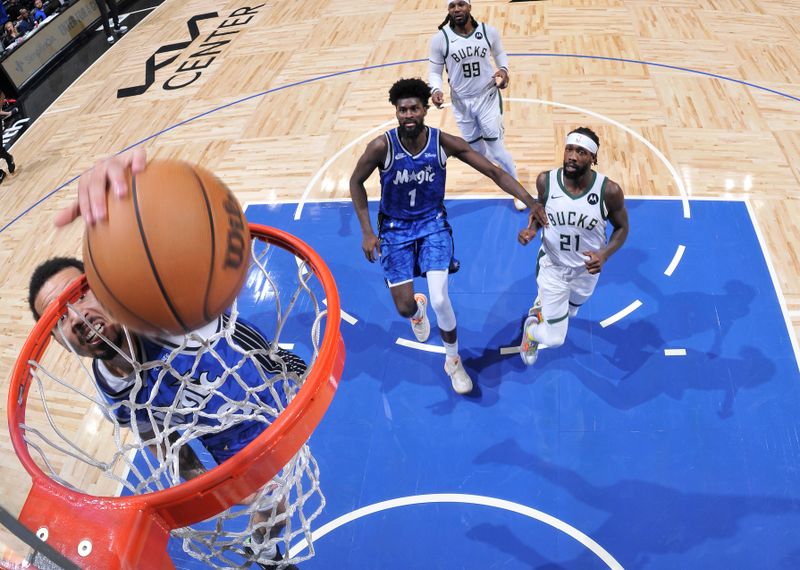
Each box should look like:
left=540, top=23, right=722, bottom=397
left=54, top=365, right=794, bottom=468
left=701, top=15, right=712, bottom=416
left=408, top=188, right=416, bottom=207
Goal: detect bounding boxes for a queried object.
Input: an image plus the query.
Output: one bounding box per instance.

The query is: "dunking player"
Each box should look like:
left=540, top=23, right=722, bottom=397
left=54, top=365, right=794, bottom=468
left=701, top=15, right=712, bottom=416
left=428, top=0, right=525, bottom=210
left=517, top=127, right=629, bottom=365
left=36, top=152, right=302, bottom=569
left=349, top=78, right=547, bottom=394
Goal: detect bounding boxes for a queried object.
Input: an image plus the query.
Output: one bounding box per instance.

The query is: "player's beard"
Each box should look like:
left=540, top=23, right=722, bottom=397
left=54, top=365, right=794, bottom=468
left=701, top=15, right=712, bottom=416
left=85, top=320, right=126, bottom=361
left=400, top=120, right=425, bottom=140
left=563, top=161, right=591, bottom=180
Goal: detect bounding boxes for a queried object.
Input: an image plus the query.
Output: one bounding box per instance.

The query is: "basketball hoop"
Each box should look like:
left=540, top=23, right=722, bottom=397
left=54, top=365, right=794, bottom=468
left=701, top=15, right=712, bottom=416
left=8, top=224, right=345, bottom=569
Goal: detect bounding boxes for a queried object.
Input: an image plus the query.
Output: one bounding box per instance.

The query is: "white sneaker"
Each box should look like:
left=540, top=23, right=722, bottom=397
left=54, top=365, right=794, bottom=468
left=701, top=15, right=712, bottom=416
left=445, top=357, right=473, bottom=394
left=514, top=197, right=526, bottom=211
left=520, top=314, right=541, bottom=366
left=410, top=293, right=430, bottom=342
left=106, top=35, right=115, bottom=43
left=115, top=25, right=128, bottom=34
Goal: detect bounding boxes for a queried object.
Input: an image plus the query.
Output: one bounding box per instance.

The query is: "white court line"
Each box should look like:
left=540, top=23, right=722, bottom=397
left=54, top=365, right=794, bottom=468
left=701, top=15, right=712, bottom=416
left=288, top=493, right=624, bottom=569
left=39, top=105, right=80, bottom=116
left=600, top=300, right=642, bottom=328
left=664, top=348, right=687, bottom=356
left=664, top=245, right=686, bottom=276
left=293, top=119, right=395, bottom=220
left=295, top=99, right=690, bottom=221
left=500, top=344, right=548, bottom=355
left=745, top=200, right=800, bottom=373
left=789, top=310, right=800, bottom=319
left=396, top=338, right=446, bottom=354
left=508, top=98, right=690, bottom=219
left=322, top=299, right=357, bottom=325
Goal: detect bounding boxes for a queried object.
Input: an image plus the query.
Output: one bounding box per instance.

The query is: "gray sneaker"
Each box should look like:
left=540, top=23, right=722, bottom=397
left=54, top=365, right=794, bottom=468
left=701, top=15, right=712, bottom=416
left=410, top=293, right=430, bottom=342
left=520, top=314, right=541, bottom=366
left=445, top=357, right=473, bottom=394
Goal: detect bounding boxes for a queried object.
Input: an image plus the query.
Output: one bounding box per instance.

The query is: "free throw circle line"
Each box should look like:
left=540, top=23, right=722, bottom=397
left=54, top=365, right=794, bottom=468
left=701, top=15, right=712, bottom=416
left=287, top=493, right=624, bottom=569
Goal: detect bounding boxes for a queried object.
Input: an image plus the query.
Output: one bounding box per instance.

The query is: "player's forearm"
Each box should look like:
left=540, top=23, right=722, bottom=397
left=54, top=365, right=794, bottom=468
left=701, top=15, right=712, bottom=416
left=428, top=61, right=445, bottom=93
left=601, top=226, right=628, bottom=259
left=488, top=27, right=509, bottom=70
left=495, top=170, right=537, bottom=209
left=349, top=182, right=376, bottom=236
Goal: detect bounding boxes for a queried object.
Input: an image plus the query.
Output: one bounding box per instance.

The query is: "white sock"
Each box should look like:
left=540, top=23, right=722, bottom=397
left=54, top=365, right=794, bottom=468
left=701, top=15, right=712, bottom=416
left=443, top=340, right=458, bottom=360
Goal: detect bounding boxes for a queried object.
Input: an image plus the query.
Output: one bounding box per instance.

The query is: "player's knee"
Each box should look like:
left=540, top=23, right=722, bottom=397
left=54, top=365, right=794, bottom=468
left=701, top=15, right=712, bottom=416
left=430, top=293, right=456, bottom=331
left=429, top=292, right=449, bottom=316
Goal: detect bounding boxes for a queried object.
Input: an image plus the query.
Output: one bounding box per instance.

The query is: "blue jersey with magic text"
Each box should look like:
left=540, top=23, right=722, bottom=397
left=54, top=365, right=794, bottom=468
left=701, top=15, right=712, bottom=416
left=378, top=127, right=447, bottom=220
left=92, top=314, right=306, bottom=463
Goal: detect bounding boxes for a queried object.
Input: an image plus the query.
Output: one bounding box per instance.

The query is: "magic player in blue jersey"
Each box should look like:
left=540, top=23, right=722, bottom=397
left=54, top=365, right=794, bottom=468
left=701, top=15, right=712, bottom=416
left=37, top=151, right=302, bottom=569
left=349, top=78, right=548, bottom=395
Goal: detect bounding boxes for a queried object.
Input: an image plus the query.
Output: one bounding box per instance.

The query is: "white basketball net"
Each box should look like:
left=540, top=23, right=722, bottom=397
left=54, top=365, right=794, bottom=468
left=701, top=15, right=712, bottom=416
left=18, top=237, right=331, bottom=569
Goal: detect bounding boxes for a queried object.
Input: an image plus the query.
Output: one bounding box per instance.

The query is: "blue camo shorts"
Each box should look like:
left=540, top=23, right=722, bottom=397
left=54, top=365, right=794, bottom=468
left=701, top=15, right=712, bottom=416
left=379, top=212, right=453, bottom=287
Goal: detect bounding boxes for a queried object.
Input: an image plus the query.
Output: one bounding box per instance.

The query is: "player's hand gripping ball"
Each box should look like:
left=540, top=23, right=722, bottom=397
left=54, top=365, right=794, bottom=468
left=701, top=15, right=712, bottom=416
left=83, top=160, right=251, bottom=334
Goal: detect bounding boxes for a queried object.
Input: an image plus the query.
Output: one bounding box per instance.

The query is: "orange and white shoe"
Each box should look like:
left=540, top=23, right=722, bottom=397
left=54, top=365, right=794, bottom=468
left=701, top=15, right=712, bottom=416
left=445, top=356, right=473, bottom=394
left=410, top=293, right=430, bottom=342
left=520, top=302, right=542, bottom=366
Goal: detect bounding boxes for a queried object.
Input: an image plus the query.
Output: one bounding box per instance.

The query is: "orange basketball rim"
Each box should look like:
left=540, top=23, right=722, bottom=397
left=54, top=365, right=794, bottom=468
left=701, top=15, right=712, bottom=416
left=7, top=224, right=346, bottom=569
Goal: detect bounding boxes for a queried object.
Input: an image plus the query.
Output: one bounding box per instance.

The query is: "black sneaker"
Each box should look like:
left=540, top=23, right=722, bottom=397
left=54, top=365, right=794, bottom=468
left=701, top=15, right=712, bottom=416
left=0, top=170, right=6, bottom=184
left=8, top=157, right=15, bottom=174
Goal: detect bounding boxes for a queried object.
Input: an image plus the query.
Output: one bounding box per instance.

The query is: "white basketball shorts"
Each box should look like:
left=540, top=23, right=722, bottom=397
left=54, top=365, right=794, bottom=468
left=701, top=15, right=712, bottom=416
left=451, top=86, right=504, bottom=143
left=536, top=252, right=599, bottom=323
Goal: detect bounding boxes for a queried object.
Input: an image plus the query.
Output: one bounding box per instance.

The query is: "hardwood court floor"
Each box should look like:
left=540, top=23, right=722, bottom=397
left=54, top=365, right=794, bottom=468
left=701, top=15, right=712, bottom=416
left=0, top=0, right=798, bottom=545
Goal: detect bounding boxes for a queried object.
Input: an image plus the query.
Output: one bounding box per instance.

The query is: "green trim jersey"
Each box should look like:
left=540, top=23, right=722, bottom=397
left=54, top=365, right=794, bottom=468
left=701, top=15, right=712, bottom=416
left=541, top=168, right=609, bottom=269
left=430, top=22, right=505, bottom=100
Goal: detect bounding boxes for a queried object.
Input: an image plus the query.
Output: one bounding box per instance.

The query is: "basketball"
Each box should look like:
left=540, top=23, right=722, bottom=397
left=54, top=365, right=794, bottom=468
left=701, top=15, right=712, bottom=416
left=83, top=159, right=251, bottom=334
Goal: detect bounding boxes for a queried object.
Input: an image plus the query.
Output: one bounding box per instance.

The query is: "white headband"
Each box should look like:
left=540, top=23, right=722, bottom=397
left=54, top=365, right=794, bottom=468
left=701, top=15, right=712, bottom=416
left=565, top=132, right=598, bottom=155
left=447, top=0, right=470, bottom=7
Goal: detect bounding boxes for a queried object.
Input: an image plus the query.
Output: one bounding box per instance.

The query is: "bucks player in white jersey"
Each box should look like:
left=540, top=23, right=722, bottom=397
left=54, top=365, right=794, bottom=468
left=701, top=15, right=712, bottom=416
left=517, top=127, right=629, bottom=365
left=349, top=78, right=546, bottom=394
left=428, top=0, right=527, bottom=211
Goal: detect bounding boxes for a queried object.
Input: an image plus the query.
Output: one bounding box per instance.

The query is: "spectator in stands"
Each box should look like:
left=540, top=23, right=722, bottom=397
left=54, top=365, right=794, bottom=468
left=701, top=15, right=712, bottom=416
left=32, top=0, right=47, bottom=23
left=5, top=0, right=22, bottom=23
left=16, top=8, right=36, bottom=35
left=2, top=20, right=21, bottom=48
left=0, top=4, right=8, bottom=27
left=94, top=0, right=127, bottom=44
left=0, top=92, right=16, bottom=184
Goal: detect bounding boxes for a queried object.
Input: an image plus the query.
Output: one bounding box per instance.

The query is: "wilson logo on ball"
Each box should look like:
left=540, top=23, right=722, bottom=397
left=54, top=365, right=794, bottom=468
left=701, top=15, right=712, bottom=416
left=223, top=196, right=247, bottom=270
